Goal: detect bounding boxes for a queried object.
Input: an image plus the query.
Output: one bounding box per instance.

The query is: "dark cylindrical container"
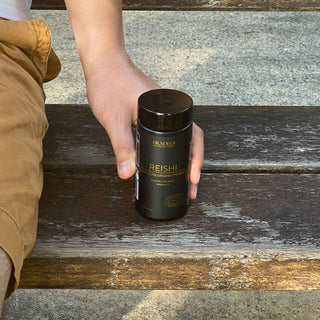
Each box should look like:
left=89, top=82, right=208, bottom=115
left=135, top=89, right=193, bottom=220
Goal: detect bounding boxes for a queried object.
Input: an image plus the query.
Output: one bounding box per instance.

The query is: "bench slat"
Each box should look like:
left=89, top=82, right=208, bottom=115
left=21, top=256, right=320, bottom=290
left=20, top=169, right=320, bottom=289
left=43, top=105, right=320, bottom=173
left=31, top=0, right=320, bottom=11
left=35, top=170, right=320, bottom=252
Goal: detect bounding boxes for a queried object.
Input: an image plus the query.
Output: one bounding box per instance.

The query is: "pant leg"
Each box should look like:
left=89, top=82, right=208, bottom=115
left=0, top=18, right=61, bottom=299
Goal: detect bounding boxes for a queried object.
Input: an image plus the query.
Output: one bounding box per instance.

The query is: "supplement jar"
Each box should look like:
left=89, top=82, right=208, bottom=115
left=135, top=89, right=193, bottom=220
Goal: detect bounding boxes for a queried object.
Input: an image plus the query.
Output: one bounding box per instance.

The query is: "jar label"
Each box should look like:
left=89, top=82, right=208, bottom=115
left=135, top=124, right=192, bottom=219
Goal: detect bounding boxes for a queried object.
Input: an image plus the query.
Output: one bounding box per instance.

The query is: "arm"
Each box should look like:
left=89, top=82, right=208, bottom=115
left=64, top=0, right=203, bottom=198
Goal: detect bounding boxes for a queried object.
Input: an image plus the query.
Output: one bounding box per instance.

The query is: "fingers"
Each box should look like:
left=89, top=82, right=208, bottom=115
left=102, top=114, right=136, bottom=180
left=189, top=122, right=204, bottom=199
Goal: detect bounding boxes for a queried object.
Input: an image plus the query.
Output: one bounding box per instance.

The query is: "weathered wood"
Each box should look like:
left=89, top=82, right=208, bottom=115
left=19, top=169, right=320, bottom=290
left=31, top=0, right=320, bottom=11
left=22, top=104, right=320, bottom=290
left=32, top=170, right=320, bottom=252
left=43, top=105, right=320, bottom=173
left=20, top=256, right=320, bottom=290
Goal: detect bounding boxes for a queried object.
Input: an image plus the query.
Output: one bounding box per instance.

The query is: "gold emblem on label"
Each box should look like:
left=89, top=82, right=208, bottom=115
left=164, top=194, right=183, bottom=207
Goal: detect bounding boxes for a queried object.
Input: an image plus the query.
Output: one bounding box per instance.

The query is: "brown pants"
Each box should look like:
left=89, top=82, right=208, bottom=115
left=0, top=18, right=61, bottom=298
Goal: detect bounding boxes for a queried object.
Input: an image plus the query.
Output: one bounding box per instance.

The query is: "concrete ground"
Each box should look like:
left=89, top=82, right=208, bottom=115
left=3, top=290, right=320, bottom=320
left=3, top=10, right=320, bottom=320
left=37, top=10, right=320, bottom=106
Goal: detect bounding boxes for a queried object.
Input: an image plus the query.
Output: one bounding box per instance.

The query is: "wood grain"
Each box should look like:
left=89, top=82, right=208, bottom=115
left=19, top=169, right=320, bottom=289
left=21, top=256, right=320, bottom=290
left=31, top=0, right=320, bottom=11
left=32, top=170, right=320, bottom=252
left=20, top=104, right=320, bottom=290
left=43, top=105, right=320, bottom=173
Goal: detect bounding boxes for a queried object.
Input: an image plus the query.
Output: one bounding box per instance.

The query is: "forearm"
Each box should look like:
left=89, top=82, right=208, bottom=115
left=64, top=0, right=126, bottom=74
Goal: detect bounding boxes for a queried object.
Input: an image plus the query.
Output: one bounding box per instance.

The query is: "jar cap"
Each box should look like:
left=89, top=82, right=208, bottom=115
left=138, top=89, right=193, bottom=132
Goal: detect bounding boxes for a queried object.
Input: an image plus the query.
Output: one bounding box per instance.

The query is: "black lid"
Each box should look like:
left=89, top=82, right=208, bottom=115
left=138, top=89, right=193, bottom=132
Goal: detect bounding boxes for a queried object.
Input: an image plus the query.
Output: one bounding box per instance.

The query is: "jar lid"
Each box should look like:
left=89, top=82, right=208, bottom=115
left=138, top=89, right=193, bottom=132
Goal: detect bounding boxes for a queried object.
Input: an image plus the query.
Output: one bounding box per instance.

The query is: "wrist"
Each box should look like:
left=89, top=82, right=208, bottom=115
left=81, top=49, right=133, bottom=81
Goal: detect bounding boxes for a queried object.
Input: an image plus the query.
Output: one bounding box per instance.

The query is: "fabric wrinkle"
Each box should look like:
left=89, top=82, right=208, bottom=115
left=0, top=17, right=61, bottom=299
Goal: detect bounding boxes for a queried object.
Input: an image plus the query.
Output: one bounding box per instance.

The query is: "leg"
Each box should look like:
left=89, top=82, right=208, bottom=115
left=0, top=247, right=12, bottom=318
left=0, top=18, right=61, bottom=302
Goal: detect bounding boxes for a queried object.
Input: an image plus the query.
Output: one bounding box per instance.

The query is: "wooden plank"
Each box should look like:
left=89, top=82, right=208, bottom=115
left=43, top=105, right=320, bottom=173
left=20, top=256, right=320, bottom=290
left=31, top=0, right=320, bottom=11
left=200, top=105, right=320, bottom=173
left=43, top=105, right=113, bottom=167
left=32, top=170, right=320, bottom=253
left=20, top=170, right=320, bottom=289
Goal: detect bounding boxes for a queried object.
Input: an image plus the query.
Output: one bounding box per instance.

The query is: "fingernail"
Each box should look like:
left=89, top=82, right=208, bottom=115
left=190, top=183, right=198, bottom=200
left=118, top=161, right=132, bottom=178
left=193, top=184, right=198, bottom=199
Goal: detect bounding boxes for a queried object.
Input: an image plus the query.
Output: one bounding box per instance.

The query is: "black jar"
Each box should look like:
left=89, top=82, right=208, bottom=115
left=135, top=89, right=193, bottom=220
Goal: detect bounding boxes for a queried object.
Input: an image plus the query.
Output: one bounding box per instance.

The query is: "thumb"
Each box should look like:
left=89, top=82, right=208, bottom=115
left=106, top=119, right=136, bottom=179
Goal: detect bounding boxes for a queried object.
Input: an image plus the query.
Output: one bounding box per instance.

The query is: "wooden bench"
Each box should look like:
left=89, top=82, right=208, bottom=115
left=21, top=2, right=320, bottom=291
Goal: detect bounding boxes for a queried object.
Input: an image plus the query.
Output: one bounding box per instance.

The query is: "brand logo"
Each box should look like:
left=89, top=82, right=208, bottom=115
left=152, top=140, right=176, bottom=148
left=149, top=164, right=178, bottom=173
left=164, top=194, right=184, bottom=207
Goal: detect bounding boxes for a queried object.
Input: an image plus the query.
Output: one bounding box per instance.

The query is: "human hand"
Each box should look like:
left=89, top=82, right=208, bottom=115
left=85, top=52, right=158, bottom=176
left=85, top=54, right=203, bottom=199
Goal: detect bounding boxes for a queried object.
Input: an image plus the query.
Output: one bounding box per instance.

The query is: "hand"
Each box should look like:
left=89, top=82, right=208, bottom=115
left=85, top=52, right=158, bottom=175
left=85, top=53, right=203, bottom=199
